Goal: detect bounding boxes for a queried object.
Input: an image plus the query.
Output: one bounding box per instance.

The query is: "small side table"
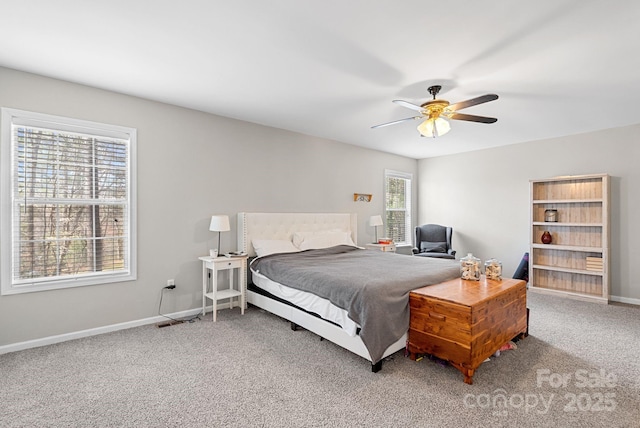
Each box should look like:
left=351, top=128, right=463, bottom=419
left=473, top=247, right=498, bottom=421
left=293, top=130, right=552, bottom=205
left=199, top=255, right=248, bottom=322
left=365, top=243, right=396, bottom=252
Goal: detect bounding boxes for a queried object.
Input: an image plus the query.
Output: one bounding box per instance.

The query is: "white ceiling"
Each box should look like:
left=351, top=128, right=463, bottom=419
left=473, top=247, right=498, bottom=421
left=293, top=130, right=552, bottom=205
left=1, top=1, right=639, bottom=159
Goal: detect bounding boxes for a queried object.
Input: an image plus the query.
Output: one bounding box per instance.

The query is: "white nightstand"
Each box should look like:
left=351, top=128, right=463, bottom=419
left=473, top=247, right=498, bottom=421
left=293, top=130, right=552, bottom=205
left=199, top=255, right=248, bottom=322
left=365, top=243, right=396, bottom=252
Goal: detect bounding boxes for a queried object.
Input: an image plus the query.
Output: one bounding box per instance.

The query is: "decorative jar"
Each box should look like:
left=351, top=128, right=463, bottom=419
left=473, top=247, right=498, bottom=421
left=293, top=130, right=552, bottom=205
left=460, top=253, right=481, bottom=281
left=544, top=209, right=558, bottom=222
left=541, top=231, right=552, bottom=244
left=485, top=258, right=502, bottom=280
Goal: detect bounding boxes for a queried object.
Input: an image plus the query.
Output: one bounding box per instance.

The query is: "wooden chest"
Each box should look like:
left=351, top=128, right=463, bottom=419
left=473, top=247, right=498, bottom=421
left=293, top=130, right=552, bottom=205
left=407, top=276, right=527, bottom=384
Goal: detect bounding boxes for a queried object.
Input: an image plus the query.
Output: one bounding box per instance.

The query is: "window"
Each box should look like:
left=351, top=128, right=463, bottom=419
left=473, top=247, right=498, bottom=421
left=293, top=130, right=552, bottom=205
left=1, top=108, right=136, bottom=295
left=384, top=169, right=412, bottom=246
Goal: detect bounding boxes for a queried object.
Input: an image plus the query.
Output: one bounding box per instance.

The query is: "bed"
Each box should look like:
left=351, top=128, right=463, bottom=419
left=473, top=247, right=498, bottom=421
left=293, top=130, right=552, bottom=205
left=237, top=212, right=460, bottom=372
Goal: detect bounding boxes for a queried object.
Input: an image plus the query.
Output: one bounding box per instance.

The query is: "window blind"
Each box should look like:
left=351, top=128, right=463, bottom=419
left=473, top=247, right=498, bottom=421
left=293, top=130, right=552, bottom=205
left=385, top=170, right=412, bottom=246
left=1, top=108, right=136, bottom=294
left=13, top=126, right=129, bottom=285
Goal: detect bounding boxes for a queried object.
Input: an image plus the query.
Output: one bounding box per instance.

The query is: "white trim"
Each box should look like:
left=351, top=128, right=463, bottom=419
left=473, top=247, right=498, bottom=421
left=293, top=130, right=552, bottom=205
left=0, top=307, right=204, bottom=355
left=0, top=302, right=256, bottom=355
left=4, top=107, right=134, bottom=140
left=610, top=295, right=640, bottom=306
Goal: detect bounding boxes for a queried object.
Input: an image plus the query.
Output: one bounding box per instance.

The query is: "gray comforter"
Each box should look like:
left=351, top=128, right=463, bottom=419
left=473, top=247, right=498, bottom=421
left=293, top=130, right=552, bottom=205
left=250, top=245, right=460, bottom=363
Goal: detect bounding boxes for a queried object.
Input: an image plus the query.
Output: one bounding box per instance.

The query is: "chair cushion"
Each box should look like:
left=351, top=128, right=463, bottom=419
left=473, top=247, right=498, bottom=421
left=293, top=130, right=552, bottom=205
left=415, top=252, right=455, bottom=259
left=420, top=241, right=447, bottom=253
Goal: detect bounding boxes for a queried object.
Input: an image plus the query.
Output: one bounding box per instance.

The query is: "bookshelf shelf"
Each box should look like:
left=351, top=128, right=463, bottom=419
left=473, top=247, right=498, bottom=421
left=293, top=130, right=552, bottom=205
left=529, top=174, right=609, bottom=303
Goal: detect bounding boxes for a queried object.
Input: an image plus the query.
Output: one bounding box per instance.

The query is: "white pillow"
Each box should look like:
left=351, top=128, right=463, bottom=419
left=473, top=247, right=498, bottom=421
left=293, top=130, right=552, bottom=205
left=294, top=230, right=356, bottom=251
left=292, top=229, right=348, bottom=247
left=252, top=239, right=300, bottom=258
left=292, top=230, right=320, bottom=248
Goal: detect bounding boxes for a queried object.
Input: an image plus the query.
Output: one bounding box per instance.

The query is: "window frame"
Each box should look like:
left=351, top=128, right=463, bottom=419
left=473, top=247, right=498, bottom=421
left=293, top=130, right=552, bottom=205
left=384, top=169, right=413, bottom=247
left=1, top=108, right=137, bottom=295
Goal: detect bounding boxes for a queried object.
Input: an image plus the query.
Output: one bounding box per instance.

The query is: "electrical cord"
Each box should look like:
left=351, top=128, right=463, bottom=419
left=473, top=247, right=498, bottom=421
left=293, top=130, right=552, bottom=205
left=158, top=286, right=201, bottom=323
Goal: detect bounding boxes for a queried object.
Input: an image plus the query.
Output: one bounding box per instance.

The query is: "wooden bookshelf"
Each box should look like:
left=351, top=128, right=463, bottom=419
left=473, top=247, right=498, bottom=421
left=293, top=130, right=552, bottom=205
left=529, top=174, right=609, bottom=303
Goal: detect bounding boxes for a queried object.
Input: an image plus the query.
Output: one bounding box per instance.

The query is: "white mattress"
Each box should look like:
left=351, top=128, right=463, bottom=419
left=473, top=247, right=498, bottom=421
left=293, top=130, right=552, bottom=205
left=251, top=267, right=359, bottom=336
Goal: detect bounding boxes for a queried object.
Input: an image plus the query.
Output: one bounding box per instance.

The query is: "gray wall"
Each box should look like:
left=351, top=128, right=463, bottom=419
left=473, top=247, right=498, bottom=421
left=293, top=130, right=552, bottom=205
left=0, top=67, right=417, bottom=347
left=418, top=125, right=640, bottom=302
left=3, top=65, right=638, bottom=349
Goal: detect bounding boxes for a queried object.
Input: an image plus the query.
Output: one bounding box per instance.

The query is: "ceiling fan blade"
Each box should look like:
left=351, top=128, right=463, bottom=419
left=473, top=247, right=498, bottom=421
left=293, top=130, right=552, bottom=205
left=392, top=100, right=425, bottom=112
left=371, top=116, right=422, bottom=129
left=448, top=112, right=497, bottom=123
left=447, top=94, right=498, bottom=111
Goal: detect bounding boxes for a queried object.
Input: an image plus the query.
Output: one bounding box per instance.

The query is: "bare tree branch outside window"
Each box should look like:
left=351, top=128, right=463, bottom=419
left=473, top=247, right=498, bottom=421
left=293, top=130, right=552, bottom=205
left=15, top=128, right=128, bottom=281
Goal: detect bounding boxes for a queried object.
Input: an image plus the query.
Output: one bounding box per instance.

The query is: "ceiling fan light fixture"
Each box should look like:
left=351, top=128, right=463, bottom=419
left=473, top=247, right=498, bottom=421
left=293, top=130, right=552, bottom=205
left=372, top=85, right=498, bottom=136
left=417, top=117, right=450, bottom=138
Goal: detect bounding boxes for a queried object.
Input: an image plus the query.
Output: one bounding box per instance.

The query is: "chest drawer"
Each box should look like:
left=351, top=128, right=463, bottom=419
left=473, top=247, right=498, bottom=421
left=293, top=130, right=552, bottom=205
left=410, top=295, right=471, bottom=341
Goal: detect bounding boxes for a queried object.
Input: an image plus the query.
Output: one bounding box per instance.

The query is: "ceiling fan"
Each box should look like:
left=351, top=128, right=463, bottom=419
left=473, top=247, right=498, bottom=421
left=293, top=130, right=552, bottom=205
left=372, top=85, right=498, bottom=138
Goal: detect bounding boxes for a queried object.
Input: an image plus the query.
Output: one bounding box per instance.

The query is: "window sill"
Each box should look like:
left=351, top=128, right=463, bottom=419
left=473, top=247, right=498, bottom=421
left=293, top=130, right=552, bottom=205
left=1, top=272, right=136, bottom=295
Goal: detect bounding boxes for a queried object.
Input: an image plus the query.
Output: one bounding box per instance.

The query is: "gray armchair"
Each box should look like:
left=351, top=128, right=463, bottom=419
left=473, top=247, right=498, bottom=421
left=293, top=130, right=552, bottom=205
left=412, top=224, right=456, bottom=259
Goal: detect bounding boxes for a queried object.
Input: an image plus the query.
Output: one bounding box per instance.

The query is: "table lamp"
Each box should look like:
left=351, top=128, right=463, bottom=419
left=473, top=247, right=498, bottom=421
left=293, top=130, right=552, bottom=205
left=209, top=215, right=230, bottom=256
left=369, top=215, right=383, bottom=244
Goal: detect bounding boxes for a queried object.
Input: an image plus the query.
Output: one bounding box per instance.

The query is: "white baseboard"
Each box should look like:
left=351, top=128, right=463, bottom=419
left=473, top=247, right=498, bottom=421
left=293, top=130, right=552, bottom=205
left=610, top=295, right=640, bottom=306
left=0, top=307, right=207, bottom=355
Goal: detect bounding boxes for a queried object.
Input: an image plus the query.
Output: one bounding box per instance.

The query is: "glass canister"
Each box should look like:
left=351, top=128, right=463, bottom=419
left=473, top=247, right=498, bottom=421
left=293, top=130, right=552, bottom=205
left=485, top=258, right=502, bottom=280
left=544, top=209, right=558, bottom=222
left=460, top=253, right=481, bottom=281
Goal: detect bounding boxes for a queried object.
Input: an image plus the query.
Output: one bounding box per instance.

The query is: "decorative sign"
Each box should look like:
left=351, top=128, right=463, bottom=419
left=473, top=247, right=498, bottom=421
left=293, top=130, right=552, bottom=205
left=353, top=193, right=372, bottom=202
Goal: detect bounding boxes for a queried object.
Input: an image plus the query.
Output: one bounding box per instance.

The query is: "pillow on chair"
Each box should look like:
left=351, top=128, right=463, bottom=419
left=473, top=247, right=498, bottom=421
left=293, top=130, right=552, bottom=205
left=420, top=241, right=447, bottom=253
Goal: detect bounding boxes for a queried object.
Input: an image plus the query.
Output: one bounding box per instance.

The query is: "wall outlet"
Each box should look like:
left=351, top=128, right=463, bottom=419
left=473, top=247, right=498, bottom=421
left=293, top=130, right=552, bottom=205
left=167, top=279, right=175, bottom=287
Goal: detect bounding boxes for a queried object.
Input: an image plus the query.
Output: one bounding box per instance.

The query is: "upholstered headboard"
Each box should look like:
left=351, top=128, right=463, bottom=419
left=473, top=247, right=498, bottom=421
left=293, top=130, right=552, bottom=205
left=237, top=212, right=358, bottom=257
